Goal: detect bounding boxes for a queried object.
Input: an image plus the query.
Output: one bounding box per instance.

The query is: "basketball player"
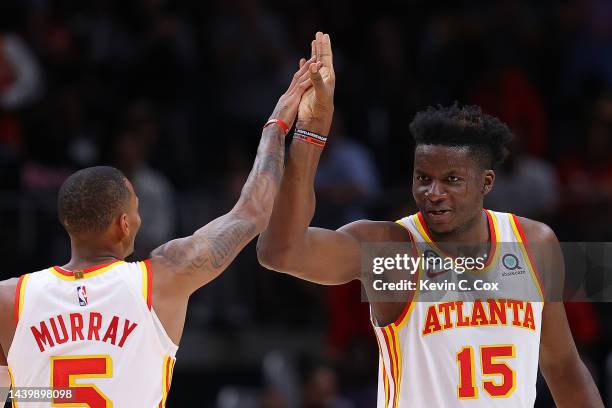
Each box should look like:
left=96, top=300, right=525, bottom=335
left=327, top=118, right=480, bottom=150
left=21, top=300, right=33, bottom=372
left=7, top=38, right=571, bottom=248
left=257, top=32, right=604, bottom=407
left=0, top=53, right=321, bottom=407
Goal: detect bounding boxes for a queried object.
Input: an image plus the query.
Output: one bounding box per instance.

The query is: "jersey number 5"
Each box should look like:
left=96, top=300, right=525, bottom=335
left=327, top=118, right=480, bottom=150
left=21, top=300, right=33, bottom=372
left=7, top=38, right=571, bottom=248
left=51, top=355, right=113, bottom=407
left=456, top=345, right=516, bottom=399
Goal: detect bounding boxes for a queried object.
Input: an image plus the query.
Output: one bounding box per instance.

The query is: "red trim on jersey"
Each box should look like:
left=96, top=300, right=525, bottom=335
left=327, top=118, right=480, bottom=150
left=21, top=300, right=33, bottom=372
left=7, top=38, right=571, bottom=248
left=144, top=259, right=153, bottom=310
left=381, top=328, right=397, bottom=408
left=165, top=357, right=172, bottom=392
left=388, top=328, right=402, bottom=407
left=13, top=275, right=25, bottom=324
left=511, top=214, right=545, bottom=300
left=416, top=209, right=498, bottom=269
left=53, top=261, right=119, bottom=277
left=374, top=331, right=391, bottom=406
left=393, top=228, right=419, bottom=327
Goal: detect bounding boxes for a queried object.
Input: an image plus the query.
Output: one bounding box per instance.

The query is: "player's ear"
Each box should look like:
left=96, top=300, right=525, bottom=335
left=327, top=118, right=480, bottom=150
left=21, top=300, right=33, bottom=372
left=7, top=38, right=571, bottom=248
left=119, top=213, right=130, bottom=236
left=482, top=170, right=495, bottom=195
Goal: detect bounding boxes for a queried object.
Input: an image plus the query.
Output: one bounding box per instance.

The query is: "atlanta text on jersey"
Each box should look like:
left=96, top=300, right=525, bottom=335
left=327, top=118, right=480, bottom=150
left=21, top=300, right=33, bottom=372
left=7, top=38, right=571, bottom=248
left=422, top=299, right=537, bottom=336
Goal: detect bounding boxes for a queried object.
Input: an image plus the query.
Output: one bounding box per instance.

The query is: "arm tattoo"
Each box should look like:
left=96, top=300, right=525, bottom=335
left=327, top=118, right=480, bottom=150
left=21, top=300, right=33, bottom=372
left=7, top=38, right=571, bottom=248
left=151, top=126, right=285, bottom=285
left=202, top=218, right=258, bottom=269
left=240, top=130, right=285, bottom=202
left=152, top=216, right=257, bottom=275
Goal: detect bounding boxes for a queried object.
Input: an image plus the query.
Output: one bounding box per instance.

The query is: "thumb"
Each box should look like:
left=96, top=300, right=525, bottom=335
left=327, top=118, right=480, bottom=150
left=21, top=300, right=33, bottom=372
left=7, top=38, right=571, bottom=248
left=309, top=62, right=324, bottom=90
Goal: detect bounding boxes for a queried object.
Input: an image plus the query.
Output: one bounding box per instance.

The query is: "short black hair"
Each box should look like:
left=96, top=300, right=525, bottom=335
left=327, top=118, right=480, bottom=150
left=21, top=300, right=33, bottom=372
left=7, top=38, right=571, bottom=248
left=410, top=104, right=514, bottom=169
left=58, top=166, right=130, bottom=235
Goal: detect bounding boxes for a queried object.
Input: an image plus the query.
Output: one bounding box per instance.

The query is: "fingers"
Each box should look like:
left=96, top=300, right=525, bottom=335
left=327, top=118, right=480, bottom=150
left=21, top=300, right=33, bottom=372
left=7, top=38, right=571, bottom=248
left=310, top=32, right=333, bottom=72
left=311, top=39, right=316, bottom=60
left=289, top=56, right=315, bottom=89
left=309, top=61, right=324, bottom=90
left=321, top=33, right=334, bottom=68
left=297, top=78, right=313, bottom=93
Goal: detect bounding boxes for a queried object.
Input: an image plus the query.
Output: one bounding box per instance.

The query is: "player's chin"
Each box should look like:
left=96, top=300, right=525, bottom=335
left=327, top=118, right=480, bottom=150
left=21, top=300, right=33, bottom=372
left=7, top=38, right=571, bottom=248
left=428, top=218, right=459, bottom=236
left=424, top=211, right=455, bottom=231
left=429, top=224, right=455, bottom=236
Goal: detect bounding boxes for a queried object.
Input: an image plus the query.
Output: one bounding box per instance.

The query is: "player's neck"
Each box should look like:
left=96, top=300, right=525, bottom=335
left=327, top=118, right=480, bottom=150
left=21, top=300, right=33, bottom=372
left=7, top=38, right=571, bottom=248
left=63, top=254, right=123, bottom=271
left=65, top=238, right=125, bottom=271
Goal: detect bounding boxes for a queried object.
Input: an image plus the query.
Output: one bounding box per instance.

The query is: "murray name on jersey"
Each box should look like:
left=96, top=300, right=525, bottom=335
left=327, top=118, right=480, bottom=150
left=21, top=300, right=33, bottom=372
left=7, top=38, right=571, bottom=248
left=30, top=312, right=139, bottom=352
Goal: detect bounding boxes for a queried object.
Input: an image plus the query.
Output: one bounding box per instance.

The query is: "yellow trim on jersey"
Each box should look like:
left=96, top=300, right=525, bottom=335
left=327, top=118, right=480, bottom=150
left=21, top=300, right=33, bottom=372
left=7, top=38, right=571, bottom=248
left=160, top=355, right=175, bottom=407
left=50, top=354, right=113, bottom=407
left=49, top=261, right=125, bottom=281
left=384, top=327, right=398, bottom=407
left=412, top=210, right=501, bottom=274
left=17, top=274, right=30, bottom=322
left=388, top=326, right=403, bottom=408
left=8, top=367, right=18, bottom=408
left=374, top=332, right=390, bottom=407
left=393, top=295, right=417, bottom=331
left=480, top=344, right=517, bottom=398
left=140, top=261, right=149, bottom=305
left=456, top=346, right=479, bottom=400
left=413, top=215, right=429, bottom=242
left=508, top=215, right=545, bottom=302
left=392, top=219, right=420, bottom=331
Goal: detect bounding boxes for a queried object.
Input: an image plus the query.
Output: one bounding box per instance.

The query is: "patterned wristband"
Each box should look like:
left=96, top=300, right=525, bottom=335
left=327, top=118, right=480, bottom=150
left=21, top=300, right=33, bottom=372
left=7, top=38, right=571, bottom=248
left=293, top=128, right=327, bottom=147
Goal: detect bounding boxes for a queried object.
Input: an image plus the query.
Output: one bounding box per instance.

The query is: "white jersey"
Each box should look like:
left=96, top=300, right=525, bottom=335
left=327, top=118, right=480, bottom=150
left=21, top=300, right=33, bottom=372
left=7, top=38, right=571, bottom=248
left=372, top=210, right=544, bottom=408
left=7, top=260, right=178, bottom=408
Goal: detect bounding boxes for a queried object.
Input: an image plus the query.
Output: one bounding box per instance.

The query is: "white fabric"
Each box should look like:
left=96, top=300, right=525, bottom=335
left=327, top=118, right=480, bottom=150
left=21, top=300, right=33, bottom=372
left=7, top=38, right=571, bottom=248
left=373, top=210, right=544, bottom=407
left=7, top=261, right=177, bottom=407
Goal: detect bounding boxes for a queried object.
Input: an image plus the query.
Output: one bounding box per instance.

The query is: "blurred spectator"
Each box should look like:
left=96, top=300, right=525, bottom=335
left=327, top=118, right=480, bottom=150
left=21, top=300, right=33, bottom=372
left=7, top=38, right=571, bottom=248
left=558, top=92, right=612, bottom=239
left=301, top=363, right=354, bottom=408
left=562, top=0, right=612, bottom=97
left=0, top=4, right=44, bottom=189
left=470, top=66, right=549, bottom=157
left=211, top=0, right=293, bottom=124
left=485, top=137, right=560, bottom=219
left=314, top=112, right=381, bottom=228
left=113, top=101, right=176, bottom=258
left=0, top=32, right=44, bottom=110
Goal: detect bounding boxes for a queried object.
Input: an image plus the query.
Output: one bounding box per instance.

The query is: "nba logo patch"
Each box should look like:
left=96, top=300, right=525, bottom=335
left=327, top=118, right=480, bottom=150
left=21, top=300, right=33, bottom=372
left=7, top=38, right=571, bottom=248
left=77, top=286, right=88, bottom=306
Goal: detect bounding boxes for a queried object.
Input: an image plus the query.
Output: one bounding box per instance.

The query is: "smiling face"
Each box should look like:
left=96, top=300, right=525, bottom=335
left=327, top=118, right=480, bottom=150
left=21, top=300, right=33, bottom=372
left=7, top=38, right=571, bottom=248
left=412, top=144, right=495, bottom=237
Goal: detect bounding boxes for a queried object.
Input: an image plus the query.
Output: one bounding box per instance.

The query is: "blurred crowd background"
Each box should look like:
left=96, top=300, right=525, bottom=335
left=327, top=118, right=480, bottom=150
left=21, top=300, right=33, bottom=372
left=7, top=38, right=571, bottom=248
left=1, top=0, right=612, bottom=407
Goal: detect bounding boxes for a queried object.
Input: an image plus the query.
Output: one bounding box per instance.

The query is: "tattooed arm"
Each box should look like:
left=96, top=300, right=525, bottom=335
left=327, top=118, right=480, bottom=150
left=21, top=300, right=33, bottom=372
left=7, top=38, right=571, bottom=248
left=148, top=56, right=317, bottom=344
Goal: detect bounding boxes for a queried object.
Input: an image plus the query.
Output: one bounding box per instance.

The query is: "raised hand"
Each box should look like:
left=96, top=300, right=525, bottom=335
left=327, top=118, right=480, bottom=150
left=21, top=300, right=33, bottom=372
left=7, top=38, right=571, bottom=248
left=297, top=32, right=335, bottom=135
left=268, top=56, right=317, bottom=131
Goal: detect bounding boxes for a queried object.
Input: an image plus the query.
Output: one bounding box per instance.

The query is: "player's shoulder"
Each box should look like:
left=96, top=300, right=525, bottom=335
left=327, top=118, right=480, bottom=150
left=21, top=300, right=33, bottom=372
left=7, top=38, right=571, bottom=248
left=338, top=219, right=411, bottom=243
left=0, top=278, right=19, bottom=325
left=0, top=278, right=19, bottom=302
left=514, top=215, right=558, bottom=244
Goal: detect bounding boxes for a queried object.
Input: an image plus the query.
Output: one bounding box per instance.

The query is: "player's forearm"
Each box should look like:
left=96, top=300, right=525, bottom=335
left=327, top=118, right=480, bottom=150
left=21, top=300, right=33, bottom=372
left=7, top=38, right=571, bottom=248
left=233, top=125, right=287, bottom=232
left=257, top=132, right=325, bottom=268
left=543, top=356, right=604, bottom=407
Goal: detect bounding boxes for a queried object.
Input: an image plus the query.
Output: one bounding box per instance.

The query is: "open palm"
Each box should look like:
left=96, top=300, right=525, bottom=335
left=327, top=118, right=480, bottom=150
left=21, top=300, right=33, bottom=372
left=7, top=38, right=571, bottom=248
left=297, top=32, right=335, bottom=135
